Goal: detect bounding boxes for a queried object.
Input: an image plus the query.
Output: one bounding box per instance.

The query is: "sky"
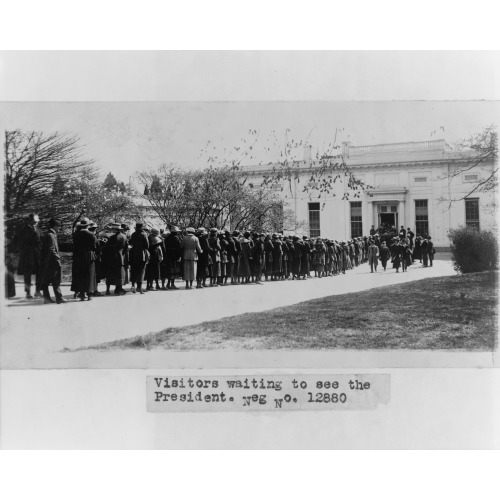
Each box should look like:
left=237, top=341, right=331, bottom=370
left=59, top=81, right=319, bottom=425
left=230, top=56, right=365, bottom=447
left=1, top=100, right=498, bottom=183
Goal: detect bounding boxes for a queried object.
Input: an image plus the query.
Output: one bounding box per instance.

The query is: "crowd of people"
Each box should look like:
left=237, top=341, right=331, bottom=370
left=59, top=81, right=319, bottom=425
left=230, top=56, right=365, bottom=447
left=12, top=214, right=436, bottom=304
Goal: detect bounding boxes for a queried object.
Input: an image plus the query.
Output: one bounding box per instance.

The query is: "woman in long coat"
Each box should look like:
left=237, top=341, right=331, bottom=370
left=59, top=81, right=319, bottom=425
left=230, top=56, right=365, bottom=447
left=391, top=239, right=402, bottom=273
left=128, top=222, right=149, bottom=293
left=146, top=229, right=163, bottom=290
left=264, top=235, right=274, bottom=281
left=71, top=219, right=98, bottom=300
left=312, top=239, right=326, bottom=277
left=196, top=228, right=210, bottom=288
left=104, top=223, right=128, bottom=295
left=162, top=226, right=182, bottom=289
left=238, top=232, right=252, bottom=283
left=208, top=228, right=221, bottom=286
left=218, top=233, right=229, bottom=285
left=271, top=234, right=283, bottom=280
left=182, top=227, right=202, bottom=289
left=290, top=237, right=302, bottom=279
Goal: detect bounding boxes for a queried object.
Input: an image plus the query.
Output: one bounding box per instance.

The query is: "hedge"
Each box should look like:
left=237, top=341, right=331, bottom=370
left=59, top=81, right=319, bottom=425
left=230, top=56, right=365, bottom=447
left=448, top=226, right=498, bottom=273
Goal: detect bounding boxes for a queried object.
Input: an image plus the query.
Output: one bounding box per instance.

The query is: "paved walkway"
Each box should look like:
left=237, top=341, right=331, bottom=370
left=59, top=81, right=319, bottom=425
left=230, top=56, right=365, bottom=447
left=1, top=260, right=456, bottom=368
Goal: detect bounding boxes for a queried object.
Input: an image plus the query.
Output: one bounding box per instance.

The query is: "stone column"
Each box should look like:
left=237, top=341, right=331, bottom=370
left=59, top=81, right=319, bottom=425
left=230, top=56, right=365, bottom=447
left=399, top=200, right=406, bottom=229
left=367, top=201, right=373, bottom=232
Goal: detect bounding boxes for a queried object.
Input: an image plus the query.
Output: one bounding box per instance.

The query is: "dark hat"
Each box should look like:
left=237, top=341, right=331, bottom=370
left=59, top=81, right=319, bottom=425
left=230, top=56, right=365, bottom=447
left=243, top=231, right=251, bottom=238
left=150, top=228, right=159, bottom=236
left=232, top=230, right=240, bottom=236
left=292, top=236, right=299, bottom=241
left=78, top=217, right=90, bottom=228
left=88, top=221, right=97, bottom=230
left=135, top=222, right=143, bottom=229
left=110, top=222, right=121, bottom=230
left=210, top=227, right=218, bottom=233
left=170, top=226, right=180, bottom=233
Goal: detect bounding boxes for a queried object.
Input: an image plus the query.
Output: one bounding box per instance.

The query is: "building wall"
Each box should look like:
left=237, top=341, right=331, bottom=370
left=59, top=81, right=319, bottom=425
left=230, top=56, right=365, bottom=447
left=243, top=140, right=497, bottom=248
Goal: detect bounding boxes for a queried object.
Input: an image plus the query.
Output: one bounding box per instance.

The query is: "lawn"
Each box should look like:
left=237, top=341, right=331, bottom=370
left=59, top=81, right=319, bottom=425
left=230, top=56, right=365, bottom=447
left=81, top=271, right=498, bottom=351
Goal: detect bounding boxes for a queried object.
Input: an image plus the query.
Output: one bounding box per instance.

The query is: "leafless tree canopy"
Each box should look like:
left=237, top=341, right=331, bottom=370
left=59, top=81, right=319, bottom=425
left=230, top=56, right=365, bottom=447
left=445, top=125, right=498, bottom=201
left=136, top=164, right=291, bottom=231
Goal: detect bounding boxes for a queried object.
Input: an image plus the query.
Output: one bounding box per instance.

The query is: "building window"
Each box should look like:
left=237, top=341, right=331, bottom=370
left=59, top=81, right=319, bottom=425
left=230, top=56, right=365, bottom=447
left=380, top=205, right=388, bottom=213
left=308, top=202, right=321, bottom=238
left=414, top=176, right=427, bottom=183
left=465, top=198, right=480, bottom=229
left=464, top=174, right=479, bottom=182
left=415, top=199, right=429, bottom=237
left=390, top=205, right=398, bottom=213
left=350, top=201, right=362, bottom=238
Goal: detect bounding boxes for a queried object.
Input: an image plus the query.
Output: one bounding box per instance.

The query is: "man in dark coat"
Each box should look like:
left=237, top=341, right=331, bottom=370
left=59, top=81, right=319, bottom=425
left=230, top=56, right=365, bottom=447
left=414, top=235, right=422, bottom=263
left=17, top=213, right=43, bottom=299
left=399, top=226, right=406, bottom=239
left=129, top=222, right=150, bottom=293
left=427, top=236, right=435, bottom=267
left=71, top=217, right=98, bottom=300
left=104, top=222, right=128, bottom=295
left=39, top=218, right=66, bottom=304
left=420, top=238, right=430, bottom=267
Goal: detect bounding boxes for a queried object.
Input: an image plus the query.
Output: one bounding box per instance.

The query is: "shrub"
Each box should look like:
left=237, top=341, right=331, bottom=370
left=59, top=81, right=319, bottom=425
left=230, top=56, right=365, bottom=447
left=448, top=226, right=498, bottom=273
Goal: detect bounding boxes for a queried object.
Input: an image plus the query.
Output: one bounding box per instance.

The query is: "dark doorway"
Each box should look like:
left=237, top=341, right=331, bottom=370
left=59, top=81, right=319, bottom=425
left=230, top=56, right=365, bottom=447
left=379, top=213, right=395, bottom=227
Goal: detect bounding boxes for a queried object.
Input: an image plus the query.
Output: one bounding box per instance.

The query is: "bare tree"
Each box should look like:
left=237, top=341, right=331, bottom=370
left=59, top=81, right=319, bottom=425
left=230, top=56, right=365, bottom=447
left=443, top=125, right=498, bottom=203
left=4, top=130, right=95, bottom=219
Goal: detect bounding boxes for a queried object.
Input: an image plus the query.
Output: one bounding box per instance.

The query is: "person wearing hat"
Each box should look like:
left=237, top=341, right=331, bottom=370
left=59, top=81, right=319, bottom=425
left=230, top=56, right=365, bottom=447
left=263, top=234, right=274, bottom=281
left=104, top=222, right=128, bottom=295
left=271, top=233, right=283, bottom=281
left=162, top=225, right=182, bottom=290
left=281, top=236, right=291, bottom=280
left=407, top=227, right=415, bottom=250
left=250, top=232, right=266, bottom=284
left=312, top=238, right=326, bottom=278
left=379, top=240, right=391, bottom=271
left=390, top=237, right=403, bottom=273
left=128, top=222, right=150, bottom=294
left=414, top=235, right=423, bottom=263
left=427, top=236, right=435, bottom=267
left=420, top=237, right=430, bottom=267
left=367, top=238, right=379, bottom=273
left=224, top=230, right=238, bottom=285
left=39, top=218, right=66, bottom=304
left=218, top=231, right=229, bottom=285
left=17, top=213, right=43, bottom=299
left=182, top=227, right=202, bottom=289
left=196, top=228, right=210, bottom=289
left=207, top=228, right=221, bottom=287
left=238, top=232, right=252, bottom=283
left=145, top=228, right=164, bottom=290
left=71, top=217, right=98, bottom=300
left=87, top=221, right=103, bottom=296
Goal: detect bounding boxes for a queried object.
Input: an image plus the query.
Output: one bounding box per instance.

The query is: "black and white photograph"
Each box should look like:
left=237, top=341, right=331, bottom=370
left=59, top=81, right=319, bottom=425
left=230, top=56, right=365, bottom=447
left=2, top=99, right=498, bottom=368
left=0, top=50, right=499, bottom=452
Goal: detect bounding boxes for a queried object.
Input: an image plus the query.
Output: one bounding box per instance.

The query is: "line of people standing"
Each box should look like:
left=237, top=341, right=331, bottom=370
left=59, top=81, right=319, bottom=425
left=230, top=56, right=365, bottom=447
left=12, top=213, right=436, bottom=303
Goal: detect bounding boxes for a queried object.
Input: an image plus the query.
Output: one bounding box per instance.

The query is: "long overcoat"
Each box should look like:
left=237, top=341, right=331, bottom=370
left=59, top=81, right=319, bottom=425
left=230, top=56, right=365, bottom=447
left=39, top=229, right=62, bottom=287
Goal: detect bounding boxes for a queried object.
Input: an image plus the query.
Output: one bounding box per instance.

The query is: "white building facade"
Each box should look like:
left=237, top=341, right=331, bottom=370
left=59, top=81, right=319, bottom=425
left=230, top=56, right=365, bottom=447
left=242, top=139, right=497, bottom=249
